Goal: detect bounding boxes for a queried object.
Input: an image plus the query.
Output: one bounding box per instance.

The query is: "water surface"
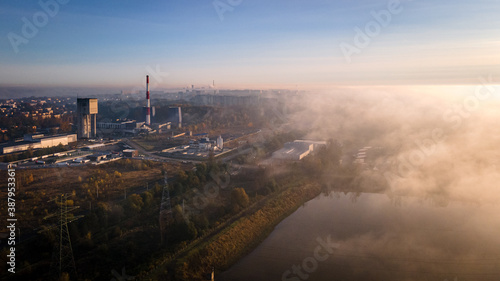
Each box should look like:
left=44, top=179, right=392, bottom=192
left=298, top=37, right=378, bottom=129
left=220, top=192, right=500, bottom=281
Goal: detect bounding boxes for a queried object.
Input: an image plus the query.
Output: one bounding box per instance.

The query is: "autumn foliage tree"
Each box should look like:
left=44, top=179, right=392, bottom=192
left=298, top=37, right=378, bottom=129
left=125, top=194, right=144, bottom=215
left=231, top=187, right=250, bottom=212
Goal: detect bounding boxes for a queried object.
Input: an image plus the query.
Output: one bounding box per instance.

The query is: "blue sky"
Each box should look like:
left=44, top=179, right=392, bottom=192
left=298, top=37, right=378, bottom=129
left=0, top=0, right=499, bottom=89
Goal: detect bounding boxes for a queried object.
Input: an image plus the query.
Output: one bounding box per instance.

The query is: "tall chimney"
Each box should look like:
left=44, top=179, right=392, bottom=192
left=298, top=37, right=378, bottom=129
left=146, top=75, right=151, bottom=126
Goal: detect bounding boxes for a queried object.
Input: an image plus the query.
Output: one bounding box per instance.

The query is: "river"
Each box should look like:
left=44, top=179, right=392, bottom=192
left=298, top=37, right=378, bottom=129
left=219, top=192, right=500, bottom=281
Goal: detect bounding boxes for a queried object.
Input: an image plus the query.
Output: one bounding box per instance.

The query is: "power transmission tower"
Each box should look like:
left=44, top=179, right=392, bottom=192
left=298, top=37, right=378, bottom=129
left=159, top=172, right=173, bottom=245
left=41, top=194, right=83, bottom=280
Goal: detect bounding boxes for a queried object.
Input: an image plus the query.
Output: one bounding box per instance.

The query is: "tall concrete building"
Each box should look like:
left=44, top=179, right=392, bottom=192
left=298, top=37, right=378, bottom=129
left=77, top=98, right=98, bottom=139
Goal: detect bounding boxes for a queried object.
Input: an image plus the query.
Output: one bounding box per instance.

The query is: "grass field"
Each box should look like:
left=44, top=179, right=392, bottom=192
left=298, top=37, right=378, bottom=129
left=0, top=159, right=181, bottom=234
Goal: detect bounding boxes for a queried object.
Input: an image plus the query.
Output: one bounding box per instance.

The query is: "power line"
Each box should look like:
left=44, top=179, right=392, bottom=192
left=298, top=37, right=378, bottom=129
left=159, top=171, right=173, bottom=245
left=40, top=193, right=83, bottom=280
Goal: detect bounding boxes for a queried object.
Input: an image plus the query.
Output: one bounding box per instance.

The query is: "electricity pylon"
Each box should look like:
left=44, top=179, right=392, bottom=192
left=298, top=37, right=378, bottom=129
left=41, top=193, right=83, bottom=280
left=159, top=172, right=173, bottom=245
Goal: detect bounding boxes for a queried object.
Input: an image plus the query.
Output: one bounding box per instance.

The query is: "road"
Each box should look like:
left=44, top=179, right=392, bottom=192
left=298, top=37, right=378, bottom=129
left=123, top=139, right=202, bottom=164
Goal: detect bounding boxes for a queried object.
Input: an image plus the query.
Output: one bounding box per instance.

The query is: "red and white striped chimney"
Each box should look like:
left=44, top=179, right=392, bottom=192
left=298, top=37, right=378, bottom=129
left=146, top=75, right=151, bottom=126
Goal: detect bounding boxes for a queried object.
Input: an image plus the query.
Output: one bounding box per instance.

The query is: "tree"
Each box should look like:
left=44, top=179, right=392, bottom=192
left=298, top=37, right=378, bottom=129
left=170, top=205, right=198, bottom=242
left=141, top=191, right=153, bottom=210
left=26, top=144, right=34, bottom=158
left=320, top=139, right=342, bottom=167
left=56, top=143, right=65, bottom=151
left=173, top=221, right=197, bottom=242
left=187, top=172, right=200, bottom=188
left=153, top=182, right=162, bottom=196
left=108, top=204, right=124, bottom=224
left=125, top=194, right=144, bottom=215
left=59, top=272, right=70, bottom=281
left=231, top=188, right=249, bottom=211
left=195, top=163, right=207, bottom=178
left=172, top=204, right=184, bottom=224
left=59, top=119, right=71, bottom=132
left=192, top=214, right=209, bottom=232
left=207, top=151, right=216, bottom=170
left=172, top=182, right=185, bottom=196
left=178, top=170, right=188, bottom=184
left=25, top=173, right=34, bottom=185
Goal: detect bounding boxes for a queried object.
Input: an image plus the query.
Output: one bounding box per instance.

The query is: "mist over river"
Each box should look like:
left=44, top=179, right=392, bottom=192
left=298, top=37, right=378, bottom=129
left=219, top=191, right=500, bottom=281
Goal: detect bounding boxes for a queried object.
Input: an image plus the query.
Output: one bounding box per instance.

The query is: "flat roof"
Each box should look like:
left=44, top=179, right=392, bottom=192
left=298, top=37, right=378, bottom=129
left=294, top=140, right=327, bottom=145
left=1, top=134, right=76, bottom=148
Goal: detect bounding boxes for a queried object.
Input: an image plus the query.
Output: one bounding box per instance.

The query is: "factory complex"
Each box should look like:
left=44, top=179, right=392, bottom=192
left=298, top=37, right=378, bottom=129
left=1, top=74, right=327, bottom=168
left=0, top=133, right=77, bottom=154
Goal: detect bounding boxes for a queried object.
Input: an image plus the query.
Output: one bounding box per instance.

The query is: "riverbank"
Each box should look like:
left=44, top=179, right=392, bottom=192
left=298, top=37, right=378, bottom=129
left=141, top=181, right=322, bottom=280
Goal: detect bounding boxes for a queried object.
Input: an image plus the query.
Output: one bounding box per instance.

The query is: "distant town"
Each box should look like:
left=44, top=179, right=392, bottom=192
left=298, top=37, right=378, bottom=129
left=0, top=83, right=323, bottom=168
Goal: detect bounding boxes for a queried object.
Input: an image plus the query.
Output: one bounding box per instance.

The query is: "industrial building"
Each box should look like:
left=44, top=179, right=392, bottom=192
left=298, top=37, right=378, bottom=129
left=354, top=146, right=372, bottom=164
left=272, top=142, right=313, bottom=161
left=271, top=140, right=327, bottom=162
left=293, top=140, right=327, bottom=151
left=88, top=153, right=107, bottom=162
left=96, top=120, right=157, bottom=136
left=161, top=135, right=224, bottom=159
left=153, top=122, right=171, bottom=133
left=77, top=98, right=98, bottom=139
left=0, top=134, right=77, bottom=154
left=123, top=149, right=138, bottom=158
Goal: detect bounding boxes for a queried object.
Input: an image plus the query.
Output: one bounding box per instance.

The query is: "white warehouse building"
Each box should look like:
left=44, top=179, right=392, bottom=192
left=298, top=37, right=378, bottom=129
left=271, top=140, right=327, bottom=162
left=1, top=134, right=77, bottom=154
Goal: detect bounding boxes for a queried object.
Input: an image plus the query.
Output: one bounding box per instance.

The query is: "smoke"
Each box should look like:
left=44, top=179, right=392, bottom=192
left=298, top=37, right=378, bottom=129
left=286, top=83, right=500, bottom=204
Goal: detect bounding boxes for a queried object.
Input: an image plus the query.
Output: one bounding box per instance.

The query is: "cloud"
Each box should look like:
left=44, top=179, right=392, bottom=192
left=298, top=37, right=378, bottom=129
left=287, top=83, right=500, bottom=205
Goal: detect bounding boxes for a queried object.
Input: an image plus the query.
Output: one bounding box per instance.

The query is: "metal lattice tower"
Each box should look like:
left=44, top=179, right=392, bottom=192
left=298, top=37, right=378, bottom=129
left=159, top=172, right=173, bottom=245
left=41, top=194, right=82, bottom=280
